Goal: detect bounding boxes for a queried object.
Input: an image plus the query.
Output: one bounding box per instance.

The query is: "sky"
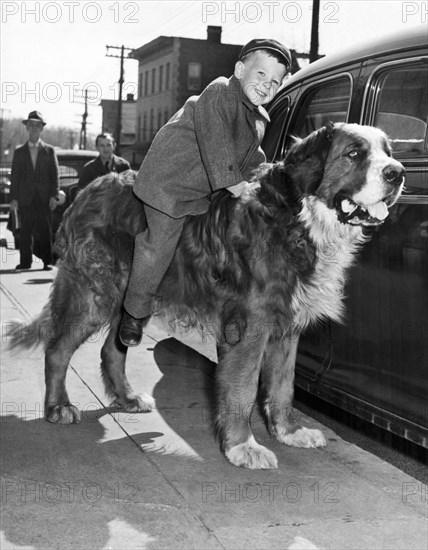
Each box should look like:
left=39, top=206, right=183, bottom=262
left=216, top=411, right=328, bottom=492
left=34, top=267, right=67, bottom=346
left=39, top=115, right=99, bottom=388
left=1, top=0, right=426, bottom=142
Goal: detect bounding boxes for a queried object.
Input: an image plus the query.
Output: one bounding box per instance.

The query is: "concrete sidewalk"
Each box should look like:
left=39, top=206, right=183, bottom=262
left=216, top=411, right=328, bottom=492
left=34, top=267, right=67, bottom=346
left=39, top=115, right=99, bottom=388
left=1, top=233, right=427, bottom=550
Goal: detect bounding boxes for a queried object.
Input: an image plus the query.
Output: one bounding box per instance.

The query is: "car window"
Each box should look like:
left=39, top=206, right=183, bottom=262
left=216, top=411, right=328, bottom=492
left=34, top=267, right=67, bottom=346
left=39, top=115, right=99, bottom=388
left=292, top=76, right=352, bottom=138
left=371, top=64, right=428, bottom=157
left=263, top=95, right=290, bottom=161
left=58, top=165, right=79, bottom=178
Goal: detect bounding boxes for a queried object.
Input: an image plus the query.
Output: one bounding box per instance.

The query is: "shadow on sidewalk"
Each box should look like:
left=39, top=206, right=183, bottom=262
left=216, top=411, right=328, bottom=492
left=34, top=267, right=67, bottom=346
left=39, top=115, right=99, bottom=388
left=153, top=336, right=217, bottom=417
left=1, top=409, right=172, bottom=548
left=0, top=338, right=222, bottom=549
left=0, top=269, right=54, bottom=276
left=151, top=337, right=219, bottom=457
left=23, top=278, right=55, bottom=285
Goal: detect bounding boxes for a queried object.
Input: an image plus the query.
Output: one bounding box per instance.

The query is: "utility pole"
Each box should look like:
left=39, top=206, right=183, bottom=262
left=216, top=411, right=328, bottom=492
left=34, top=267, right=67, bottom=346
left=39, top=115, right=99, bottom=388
left=0, top=108, right=11, bottom=163
left=0, top=110, right=4, bottom=164
left=106, top=44, right=133, bottom=156
left=73, top=88, right=96, bottom=150
left=310, top=0, right=320, bottom=63
left=80, top=89, right=89, bottom=150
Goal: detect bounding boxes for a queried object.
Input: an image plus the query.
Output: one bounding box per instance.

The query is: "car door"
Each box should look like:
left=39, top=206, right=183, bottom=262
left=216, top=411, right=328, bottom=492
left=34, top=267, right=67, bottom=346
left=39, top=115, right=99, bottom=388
left=263, top=71, right=358, bottom=382
left=272, top=72, right=358, bottom=379
left=323, top=57, right=428, bottom=442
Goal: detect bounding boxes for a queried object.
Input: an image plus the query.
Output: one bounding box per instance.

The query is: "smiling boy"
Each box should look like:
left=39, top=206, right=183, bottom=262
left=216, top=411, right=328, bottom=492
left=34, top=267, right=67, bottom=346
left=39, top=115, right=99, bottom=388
left=120, top=39, right=291, bottom=346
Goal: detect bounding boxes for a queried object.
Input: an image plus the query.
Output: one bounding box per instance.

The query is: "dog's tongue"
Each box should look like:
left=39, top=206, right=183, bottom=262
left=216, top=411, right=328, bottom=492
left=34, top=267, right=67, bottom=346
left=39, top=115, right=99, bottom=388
left=367, top=201, right=388, bottom=220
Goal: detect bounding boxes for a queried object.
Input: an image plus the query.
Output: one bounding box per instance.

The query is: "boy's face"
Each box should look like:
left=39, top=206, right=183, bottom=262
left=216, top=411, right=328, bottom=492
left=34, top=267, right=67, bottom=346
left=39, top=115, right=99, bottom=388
left=234, top=51, right=287, bottom=106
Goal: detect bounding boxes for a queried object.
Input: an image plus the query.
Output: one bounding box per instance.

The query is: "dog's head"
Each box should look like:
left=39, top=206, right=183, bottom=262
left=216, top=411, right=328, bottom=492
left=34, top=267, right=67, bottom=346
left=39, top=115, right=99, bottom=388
left=280, top=122, right=405, bottom=226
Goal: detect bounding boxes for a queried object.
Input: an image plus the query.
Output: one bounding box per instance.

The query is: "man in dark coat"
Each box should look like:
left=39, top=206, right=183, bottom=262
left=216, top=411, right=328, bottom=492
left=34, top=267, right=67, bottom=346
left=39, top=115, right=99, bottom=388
left=10, top=111, right=60, bottom=271
left=77, top=133, right=130, bottom=191
left=120, top=39, right=291, bottom=346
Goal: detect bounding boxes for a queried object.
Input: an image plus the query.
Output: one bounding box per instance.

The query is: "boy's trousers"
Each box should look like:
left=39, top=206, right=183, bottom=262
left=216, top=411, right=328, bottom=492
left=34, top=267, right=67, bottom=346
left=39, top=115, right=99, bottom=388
left=124, top=203, right=186, bottom=319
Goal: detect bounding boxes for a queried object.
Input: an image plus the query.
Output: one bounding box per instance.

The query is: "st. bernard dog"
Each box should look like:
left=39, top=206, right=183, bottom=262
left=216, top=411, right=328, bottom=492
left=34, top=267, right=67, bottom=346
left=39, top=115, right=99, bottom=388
left=8, top=123, right=405, bottom=469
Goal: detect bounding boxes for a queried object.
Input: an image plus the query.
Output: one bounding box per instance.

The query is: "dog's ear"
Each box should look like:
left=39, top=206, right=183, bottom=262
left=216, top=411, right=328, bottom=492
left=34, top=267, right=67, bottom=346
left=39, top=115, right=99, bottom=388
left=325, top=120, right=335, bottom=141
left=287, top=123, right=336, bottom=163
left=257, top=162, right=303, bottom=215
left=284, top=123, right=336, bottom=194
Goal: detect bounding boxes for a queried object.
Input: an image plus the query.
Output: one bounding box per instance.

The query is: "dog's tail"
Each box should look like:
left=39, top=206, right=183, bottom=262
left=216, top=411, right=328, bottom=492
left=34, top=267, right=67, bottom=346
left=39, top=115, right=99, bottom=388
left=5, top=304, right=55, bottom=351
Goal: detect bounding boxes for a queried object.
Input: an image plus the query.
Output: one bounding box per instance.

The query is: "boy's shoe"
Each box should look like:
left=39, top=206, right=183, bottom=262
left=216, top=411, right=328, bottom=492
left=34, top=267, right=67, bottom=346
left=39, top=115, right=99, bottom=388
left=43, top=263, right=53, bottom=271
left=15, top=263, right=32, bottom=270
left=119, top=312, right=145, bottom=347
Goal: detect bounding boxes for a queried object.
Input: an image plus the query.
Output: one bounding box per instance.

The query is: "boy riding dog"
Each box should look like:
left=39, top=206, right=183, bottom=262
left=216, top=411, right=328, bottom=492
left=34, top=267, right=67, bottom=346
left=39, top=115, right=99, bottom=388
left=120, top=38, right=291, bottom=346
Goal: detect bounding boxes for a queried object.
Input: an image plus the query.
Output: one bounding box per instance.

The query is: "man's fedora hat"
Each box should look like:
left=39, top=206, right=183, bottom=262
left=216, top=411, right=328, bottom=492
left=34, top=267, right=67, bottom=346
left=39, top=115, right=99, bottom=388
left=239, top=39, right=292, bottom=71
left=22, top=111, right=46, bottom=126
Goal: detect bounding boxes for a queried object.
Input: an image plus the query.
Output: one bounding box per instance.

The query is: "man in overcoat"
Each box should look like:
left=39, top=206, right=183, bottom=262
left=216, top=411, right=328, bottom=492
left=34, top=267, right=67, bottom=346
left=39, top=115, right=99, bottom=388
left=10, top=111, right=59, bottom=270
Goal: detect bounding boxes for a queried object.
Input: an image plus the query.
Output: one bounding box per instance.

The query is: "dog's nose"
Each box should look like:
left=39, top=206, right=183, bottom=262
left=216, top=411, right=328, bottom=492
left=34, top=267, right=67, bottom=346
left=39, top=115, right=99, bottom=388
left=383, top=164, right=405, bottom=186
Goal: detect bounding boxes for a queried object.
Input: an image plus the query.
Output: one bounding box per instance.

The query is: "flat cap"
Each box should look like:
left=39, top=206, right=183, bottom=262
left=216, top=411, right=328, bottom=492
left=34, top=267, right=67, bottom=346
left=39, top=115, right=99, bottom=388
left=239, top=39, right=292, bottom=70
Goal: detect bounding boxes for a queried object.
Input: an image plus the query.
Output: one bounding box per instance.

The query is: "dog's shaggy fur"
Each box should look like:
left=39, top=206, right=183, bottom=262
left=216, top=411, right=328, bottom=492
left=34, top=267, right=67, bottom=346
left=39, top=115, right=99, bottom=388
left=8, top=123, right=404, bottom=469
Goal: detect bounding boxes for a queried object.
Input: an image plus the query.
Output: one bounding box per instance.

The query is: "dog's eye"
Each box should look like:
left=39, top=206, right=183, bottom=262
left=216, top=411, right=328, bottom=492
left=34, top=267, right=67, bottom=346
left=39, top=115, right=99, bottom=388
left=347, top=150, right=359, bottom=159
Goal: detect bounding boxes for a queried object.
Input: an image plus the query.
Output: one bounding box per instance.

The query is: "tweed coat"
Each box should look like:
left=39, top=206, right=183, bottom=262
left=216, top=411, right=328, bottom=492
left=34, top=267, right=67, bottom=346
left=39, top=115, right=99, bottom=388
left=134, top=75, right=270, bottom=218
left=10, top=141, right=59, bottom=207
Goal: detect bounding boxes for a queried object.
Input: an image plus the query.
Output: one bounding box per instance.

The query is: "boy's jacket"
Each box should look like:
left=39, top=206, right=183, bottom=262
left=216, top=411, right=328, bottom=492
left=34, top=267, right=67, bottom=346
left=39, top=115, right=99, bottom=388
left=134, top=75, right=270, bottom=218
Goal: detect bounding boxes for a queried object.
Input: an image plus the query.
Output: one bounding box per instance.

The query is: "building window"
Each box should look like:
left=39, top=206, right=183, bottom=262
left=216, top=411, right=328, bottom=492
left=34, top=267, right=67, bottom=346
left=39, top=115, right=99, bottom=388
left=143, top=113, right=147, bottom=141
left=150, top=109, right=154, bottom=138
left=165, top=63, right=170, bottom=90
left=157, top=109, right=162, bottom=131
left=151, top=68, right=156, bottom=94
left=164, top=109, right=169, bottom=125
left=138, top=73, right=143, bottom=98
left=159, top=65, right=163, bottom=92
left=144, top=71, right=148, bottom=96
left=188, top=62, right=201, bottom=91
left=137, top=115, right=141, bottom=141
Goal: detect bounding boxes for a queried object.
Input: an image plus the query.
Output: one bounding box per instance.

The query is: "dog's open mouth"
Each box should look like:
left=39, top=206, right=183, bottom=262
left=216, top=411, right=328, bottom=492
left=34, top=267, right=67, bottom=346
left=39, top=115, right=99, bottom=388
left=334, top=194, right=390, bottom=226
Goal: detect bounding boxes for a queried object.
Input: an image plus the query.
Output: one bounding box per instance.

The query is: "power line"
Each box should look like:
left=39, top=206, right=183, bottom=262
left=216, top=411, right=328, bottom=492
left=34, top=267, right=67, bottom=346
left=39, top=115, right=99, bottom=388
left=154, top=0, right=200, bottom=32
left=106, top=44, right=135, bottom=156
left=73, top=88, right=97, bottom=150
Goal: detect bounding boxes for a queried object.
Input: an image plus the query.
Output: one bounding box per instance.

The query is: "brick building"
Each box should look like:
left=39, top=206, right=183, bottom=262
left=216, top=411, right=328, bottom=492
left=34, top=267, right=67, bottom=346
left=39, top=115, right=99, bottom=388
left=129, top=26, right=243, bottom=164
left=100, top=94, right=137, bottom=146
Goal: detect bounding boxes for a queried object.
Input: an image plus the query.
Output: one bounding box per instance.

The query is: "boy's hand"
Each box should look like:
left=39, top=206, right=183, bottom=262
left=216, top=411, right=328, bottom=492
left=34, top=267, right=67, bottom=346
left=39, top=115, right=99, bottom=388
left=241, top=181, right=261, bottom=199
left=227, top=181, right=248, bottom=197
left=227, top=181, right=261, bottom=199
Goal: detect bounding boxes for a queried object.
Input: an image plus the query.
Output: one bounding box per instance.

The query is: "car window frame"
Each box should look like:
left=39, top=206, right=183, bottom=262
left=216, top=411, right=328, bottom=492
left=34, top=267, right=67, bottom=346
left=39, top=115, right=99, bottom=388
left=361, top=56, right=428, bottom=205
left=263, top=93, right=292, bottom=162
left=284, top=72, right=354, bottom=148
left=361, top=56, right=428, bottom=160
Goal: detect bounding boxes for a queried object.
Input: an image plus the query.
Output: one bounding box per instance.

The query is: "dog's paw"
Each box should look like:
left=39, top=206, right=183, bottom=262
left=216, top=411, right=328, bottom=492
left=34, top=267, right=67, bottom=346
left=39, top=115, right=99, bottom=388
left=45, top=404, right=81, bottom=424
left=225, top=436, right=278, bottom=469
left=111, top=394, right=155, bottom=413
left=277, top=427, right=326, bottom=448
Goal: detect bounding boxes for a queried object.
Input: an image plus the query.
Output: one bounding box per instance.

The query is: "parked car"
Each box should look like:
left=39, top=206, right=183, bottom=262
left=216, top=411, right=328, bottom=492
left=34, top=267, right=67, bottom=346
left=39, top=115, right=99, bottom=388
left=262, top=25, right=428, bottom=448
left=0, top=165, right=12, bottom=214
left=52, top=149, right=98, bottom=235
